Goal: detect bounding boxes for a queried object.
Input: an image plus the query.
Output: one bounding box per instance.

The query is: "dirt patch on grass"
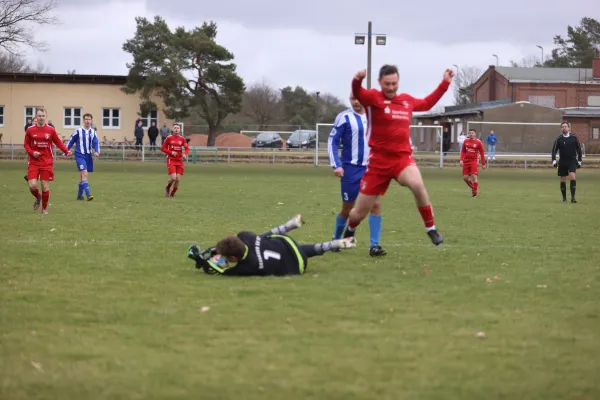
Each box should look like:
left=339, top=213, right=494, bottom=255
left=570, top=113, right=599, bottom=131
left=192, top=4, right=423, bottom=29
left=187, top=133, right=253, bottom=148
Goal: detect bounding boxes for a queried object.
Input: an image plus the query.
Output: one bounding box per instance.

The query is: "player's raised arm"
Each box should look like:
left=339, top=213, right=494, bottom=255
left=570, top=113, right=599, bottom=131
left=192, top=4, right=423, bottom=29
left=412, top=69, right=454, bottom=112
left=327, top=114, right=345, bottom=169
left=352, top=70, right=378, bottom=107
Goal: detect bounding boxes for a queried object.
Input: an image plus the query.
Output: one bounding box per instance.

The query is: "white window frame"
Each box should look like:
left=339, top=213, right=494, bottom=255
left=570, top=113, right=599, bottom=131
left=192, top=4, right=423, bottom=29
left=141, top=109, right=158, bottom=128
left=102, top=108, right=121, bottom=130
left=0, top=105, right=4, bottom=127
left=24, top=106, right=36, bottom=126
left=588, top=96, right=600, bottom=107
left=63, top=107, right=82, bottom=128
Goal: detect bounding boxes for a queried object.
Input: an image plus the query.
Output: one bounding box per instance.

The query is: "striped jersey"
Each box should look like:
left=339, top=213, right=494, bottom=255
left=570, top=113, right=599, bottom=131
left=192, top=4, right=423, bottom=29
left=67, top=127, right=100, bottom=155
left=327, top=109, right=369, bottom=168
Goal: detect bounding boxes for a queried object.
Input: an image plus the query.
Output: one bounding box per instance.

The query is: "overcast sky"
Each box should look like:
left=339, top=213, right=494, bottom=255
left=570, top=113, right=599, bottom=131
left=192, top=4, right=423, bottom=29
left=24, top=0, right=594, bottom=109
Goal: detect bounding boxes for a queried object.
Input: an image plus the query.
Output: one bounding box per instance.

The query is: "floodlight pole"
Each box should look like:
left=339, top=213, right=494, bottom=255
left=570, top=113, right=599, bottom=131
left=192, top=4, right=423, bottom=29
left=354, top=21, right=386, bottom=90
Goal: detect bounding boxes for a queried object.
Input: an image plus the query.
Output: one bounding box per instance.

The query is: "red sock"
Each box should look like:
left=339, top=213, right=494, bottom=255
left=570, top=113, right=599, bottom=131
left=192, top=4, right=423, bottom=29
left=348, top=219, right=360, bottom=229
left=465, top=179, right=473, bottom=188
left=30, top=188, right=41, bottom=199
left=418, top=205, right=435, bottom=229
left=170, top=186, right=178, bottom=196
left=473, top=182, right=479, bottom=195
left=42, top=190, right=50, bottom=209
left=166, top=181, right=173, bottom=190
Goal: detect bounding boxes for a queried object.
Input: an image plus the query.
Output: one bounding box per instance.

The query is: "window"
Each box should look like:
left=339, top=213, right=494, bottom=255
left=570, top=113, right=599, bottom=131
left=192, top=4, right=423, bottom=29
left=0, top=106, right=4, bottom=127
left=63, top=107, right=82, bottom=128
left=141, top=110, right=158, bottom=128
left=24, top=106, right=36, bottom=125
left=528, top=95, right=555, bottom=108
left=592, top=125, right=600, bottom=140
left=588, top=96, right=600, bottom=107
left=102, top=108, right=120, bottom=129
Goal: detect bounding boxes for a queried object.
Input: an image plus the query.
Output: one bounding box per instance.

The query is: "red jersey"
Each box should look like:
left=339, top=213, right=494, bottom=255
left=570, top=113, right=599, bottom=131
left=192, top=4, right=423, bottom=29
left=24, top=124, right=69, bottom=166
left=460, top=138, right=486, bottom=166
left=352, top=77, right=450, bottom=158
left=161, top=135, right=190, bottom=162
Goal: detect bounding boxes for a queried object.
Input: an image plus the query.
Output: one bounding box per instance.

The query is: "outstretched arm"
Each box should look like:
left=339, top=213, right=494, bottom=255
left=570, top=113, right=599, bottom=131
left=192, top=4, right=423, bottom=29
left=352, top=70, right=379, bottom=107
left=412, top=80, right=451, bottom=112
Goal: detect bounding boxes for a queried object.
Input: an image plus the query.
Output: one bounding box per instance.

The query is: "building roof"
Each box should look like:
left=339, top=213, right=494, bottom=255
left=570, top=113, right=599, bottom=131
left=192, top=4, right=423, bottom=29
left=0, top=72, right=128, bottom=85
left=494, top=66, right=596, bottom=83
left=560, top=107, right=600, bottom=118
left=414, top=99, right=512, bottom=119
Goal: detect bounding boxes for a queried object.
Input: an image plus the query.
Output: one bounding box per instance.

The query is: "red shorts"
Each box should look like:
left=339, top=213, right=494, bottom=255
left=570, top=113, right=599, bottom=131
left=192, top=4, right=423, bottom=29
left=462, top=163, right=479, bottom=176
left=360, top=154, right=417, bottom=196
left=167, top=160, right=184, bottom=175
left=27, top=165, right=54, bottom=181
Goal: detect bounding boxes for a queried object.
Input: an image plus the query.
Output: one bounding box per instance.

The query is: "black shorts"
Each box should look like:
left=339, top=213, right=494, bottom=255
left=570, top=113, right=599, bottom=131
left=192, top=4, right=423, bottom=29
left=557, top=159, right=578, bottom=177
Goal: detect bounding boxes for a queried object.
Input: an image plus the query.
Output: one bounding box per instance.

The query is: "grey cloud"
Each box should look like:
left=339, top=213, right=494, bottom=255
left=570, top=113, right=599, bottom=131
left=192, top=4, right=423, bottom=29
left=146, top=0, right=595, bottom=45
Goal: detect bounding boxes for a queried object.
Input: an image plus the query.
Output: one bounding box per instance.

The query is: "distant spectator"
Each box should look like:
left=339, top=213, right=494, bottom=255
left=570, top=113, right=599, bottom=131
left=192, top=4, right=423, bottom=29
left=442, top=126, right=450, bottom=154
left=160, top=122, right=170, bottom=144
left=134, top=121, right=144, bottom=151
left=24, top=118, right=32, bottom=132
left=148, top=121, right=159, bottom=151
left=48, top=120, right=54, bottom=128
left=457, top=131, right=466, bottom=151
left=486, top=130, right=498, bottom=160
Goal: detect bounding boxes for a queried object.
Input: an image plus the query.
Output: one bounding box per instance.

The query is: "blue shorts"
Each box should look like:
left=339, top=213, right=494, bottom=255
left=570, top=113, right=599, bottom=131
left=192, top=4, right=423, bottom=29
left=340, top=164, right=366, bottom=202
left=75, top=154, right=94, bottom=172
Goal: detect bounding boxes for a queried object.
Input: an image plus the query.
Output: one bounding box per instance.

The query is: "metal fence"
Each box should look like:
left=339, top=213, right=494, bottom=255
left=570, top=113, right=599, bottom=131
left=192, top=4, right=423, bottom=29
left=1, top=144, right=599, bottom=169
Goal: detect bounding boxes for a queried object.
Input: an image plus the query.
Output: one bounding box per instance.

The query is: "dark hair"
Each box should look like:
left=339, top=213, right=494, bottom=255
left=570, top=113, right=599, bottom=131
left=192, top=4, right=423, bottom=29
left=469, top=128, right=476, bottom=133
left=561, top=121, right=570, bottom=127
left=216, top=235, right=246, bottom=259
left=379, top=64, right=398, bottom=79
left=83, top=113, right=93, bottom=119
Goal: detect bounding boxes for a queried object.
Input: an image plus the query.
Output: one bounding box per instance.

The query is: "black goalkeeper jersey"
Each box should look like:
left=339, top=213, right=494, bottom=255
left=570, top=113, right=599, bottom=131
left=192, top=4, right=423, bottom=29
left=552, top=133, right=582, bottom=163
left=220, top=231, right=306, bottom=276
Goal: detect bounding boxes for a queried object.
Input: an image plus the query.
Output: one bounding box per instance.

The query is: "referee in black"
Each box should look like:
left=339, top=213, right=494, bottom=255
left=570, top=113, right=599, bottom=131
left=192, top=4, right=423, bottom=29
left=551, top=121, right=583, bottom=203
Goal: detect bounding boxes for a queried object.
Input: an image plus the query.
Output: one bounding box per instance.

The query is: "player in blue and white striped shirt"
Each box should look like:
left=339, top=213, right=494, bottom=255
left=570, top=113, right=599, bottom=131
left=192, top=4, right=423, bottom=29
left=328, top=95, right=385, bottom=257
left=66, top=113, right=100, bottom=201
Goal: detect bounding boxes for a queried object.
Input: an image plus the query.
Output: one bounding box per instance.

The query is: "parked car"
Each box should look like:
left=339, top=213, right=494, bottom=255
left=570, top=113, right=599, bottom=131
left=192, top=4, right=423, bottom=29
left=286, top=130, right=317, bottom=150
left=251, top=132, right=283, bottom=148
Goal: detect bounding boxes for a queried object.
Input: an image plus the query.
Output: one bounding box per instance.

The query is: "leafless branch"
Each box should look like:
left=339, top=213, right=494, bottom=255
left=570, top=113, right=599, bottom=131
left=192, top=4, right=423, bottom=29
left=0, top=0, right=61, bottom=54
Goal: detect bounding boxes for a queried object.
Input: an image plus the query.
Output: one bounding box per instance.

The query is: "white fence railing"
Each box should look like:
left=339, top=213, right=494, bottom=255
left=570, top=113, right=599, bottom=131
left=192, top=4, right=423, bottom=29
left=1, top=144, right=598, bottom=169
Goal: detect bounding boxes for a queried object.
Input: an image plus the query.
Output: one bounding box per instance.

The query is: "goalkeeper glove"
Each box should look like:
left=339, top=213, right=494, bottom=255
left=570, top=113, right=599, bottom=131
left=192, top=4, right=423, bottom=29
left=578, top=161, right=582, bottom=168
left=552, top=160, right=557, bottom=168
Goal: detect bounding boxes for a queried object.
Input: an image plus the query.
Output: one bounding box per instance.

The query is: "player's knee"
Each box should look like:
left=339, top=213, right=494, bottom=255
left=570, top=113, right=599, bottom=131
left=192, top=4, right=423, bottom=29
left=371, top=199, right=382, bottom=215
left=41, top=182, right=50, bottom=191
left=27, top=181, right=36, bottom=190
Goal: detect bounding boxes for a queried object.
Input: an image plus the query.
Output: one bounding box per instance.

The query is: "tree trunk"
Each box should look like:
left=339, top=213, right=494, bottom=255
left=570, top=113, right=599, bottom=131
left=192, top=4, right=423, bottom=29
left=207, top=125, right=218, bottom=147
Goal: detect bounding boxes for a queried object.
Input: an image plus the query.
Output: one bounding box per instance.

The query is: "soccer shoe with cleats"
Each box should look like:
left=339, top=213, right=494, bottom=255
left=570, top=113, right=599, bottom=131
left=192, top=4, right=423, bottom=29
left=290, top=214, right=304, bottom=229
left=41, top=209, right=48, bottom=215
left=427, top=229, right=444, bottom=246
left=87, top=195, right=94, bottom=201
left=165, top=188, right=170, bottom=198
left=369, top=245, right=387, bottom=257
left=33, top=197, right=41, bottom=211
left=332, top=237, right=356, bottom=250
left=571, top=197, right=577, bottom=203
left=23, top=175, right=28, bottom=182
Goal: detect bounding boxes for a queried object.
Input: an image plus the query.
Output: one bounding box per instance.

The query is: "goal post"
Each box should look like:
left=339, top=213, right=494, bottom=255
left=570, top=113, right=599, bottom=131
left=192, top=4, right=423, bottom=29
left=316, top=123, right=445, bottom=168
left=466, top=120, right=562, bottom=159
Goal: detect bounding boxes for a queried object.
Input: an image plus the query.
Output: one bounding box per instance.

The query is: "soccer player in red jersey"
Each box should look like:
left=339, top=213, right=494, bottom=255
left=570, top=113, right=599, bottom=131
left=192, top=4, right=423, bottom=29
left=343, top=65, right=454, bottom=246
left=161, top=123, right=190, bottom=197
left=460, top=129, right=486, bottom=197
left=24, top=107, right=71, bottom=214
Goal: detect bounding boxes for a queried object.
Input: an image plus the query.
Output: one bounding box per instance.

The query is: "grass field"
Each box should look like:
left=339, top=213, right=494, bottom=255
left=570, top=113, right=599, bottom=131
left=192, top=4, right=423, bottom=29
left=1, top=160, right=599, bottom=400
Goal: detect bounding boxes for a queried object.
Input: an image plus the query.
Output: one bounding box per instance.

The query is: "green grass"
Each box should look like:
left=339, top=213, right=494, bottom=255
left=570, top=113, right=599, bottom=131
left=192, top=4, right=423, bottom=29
left=1, top=160, right=599, bottom=400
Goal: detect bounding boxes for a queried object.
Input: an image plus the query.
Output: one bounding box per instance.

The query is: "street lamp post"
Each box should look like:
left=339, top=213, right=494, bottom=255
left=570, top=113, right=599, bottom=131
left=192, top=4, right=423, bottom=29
left=354, top=21, right=387, bottom=89
left=492, top=54, right=499, bottom=66
left=315, top=91, right=320, bottom=123
left=536, top=45, right=544, bottom=66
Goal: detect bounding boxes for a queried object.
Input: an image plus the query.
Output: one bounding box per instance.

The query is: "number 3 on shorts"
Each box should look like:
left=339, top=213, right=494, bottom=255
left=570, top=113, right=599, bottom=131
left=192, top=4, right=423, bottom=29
left=263, top=250, right=281, bottom=260
left=343, top=192, right=349, bottom=201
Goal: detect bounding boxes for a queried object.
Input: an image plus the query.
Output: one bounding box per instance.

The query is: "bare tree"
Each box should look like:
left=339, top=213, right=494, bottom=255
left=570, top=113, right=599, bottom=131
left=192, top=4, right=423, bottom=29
left=510, top=54, right=543, bottom=68
left=0, top=50, right=49, bottom=72
left=0, top=0, right=60, bottom=54
left=242, top=80, right=282, bottom=129
left=453, top=65, right=483, bottom=105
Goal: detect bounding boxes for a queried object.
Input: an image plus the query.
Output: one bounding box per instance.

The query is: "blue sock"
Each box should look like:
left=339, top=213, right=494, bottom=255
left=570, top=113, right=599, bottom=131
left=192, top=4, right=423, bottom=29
left=77, top=182, right=84, bottom=197
left=82, top=181, right=90, bottom=196
left=333, top=214, right=348, bottom=240
left=369, top=214, right=382, bottom=247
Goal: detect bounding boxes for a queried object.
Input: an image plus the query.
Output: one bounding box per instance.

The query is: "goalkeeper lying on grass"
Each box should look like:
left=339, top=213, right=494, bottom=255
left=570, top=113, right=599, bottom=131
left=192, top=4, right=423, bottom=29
left=187, top=214, right=356, bottom=276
